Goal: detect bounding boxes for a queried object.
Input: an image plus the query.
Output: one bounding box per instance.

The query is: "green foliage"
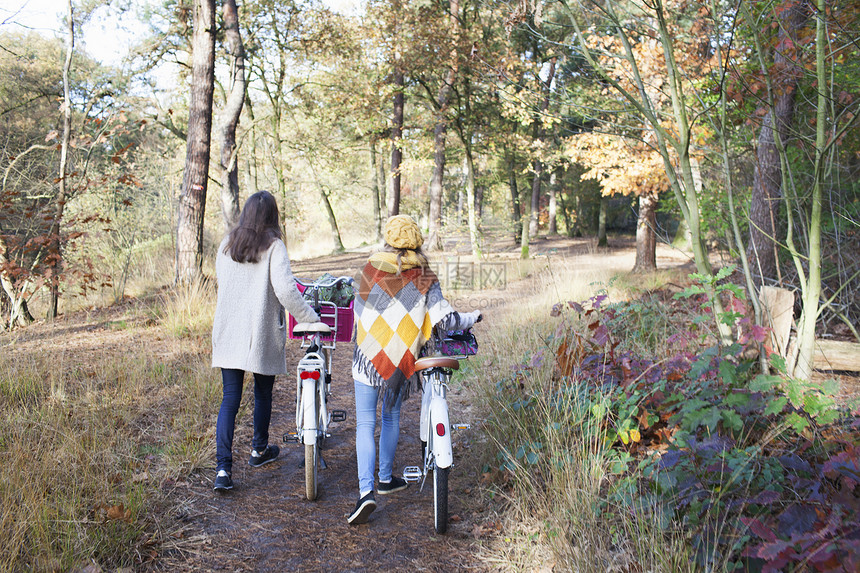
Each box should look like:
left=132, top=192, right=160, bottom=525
left=487, top=272, right=857, bottom=571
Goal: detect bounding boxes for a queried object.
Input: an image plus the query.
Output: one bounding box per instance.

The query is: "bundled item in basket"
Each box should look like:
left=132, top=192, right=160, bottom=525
left=301, top=272, right=355, bottom=307
left=437, top=329, right=478, bottom=357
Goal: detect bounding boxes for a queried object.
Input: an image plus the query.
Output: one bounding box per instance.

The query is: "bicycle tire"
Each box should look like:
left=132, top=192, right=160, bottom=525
left=433, top=465, right=449, bottom=534
left=305, top=442, right=318, bottom=500
left=305, top=387, right=321, bottom=500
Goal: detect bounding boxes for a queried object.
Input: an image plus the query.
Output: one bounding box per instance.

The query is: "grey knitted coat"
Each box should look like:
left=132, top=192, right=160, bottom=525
left=211, top=237, right=318, bottom=375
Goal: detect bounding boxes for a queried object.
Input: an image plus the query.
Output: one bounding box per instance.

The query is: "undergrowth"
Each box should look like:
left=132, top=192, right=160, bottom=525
left=477, top=267, right=859, bottom=572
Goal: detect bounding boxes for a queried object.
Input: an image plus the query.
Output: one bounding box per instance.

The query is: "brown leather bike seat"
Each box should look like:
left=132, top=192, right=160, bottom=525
left=414, top=356, right=460, bottom=371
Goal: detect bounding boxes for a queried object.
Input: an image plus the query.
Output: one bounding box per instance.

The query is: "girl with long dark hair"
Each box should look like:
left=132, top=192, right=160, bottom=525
left=211, top=190, right=319, bottom=491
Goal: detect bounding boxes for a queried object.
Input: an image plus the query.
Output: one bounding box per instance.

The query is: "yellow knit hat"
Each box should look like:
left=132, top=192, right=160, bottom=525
left=383, top=215, right=424, bottom=250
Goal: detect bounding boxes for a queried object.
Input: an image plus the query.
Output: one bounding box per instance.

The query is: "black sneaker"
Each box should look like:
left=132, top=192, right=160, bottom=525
left=213, top=470, right=233, bottom=491
left=377, top=476, right=409, bottom=495
left=347, top=492, right=376, bottom=525
left=248, top=445, right=280, bottom=467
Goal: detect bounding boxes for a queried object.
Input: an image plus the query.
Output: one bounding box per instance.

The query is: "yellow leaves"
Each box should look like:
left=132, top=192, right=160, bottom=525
left=564, top=132, right=669, bottom=197
left=617, top=428, right=641, bottom=445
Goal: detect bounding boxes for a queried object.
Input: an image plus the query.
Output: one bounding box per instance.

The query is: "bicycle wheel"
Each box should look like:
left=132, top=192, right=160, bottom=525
left=305, top=441, right=318, bottom=500
left=433, top=465, right=449, bottom=534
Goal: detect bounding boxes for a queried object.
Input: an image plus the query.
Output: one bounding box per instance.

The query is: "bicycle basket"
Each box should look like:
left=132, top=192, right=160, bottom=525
left=301, top=272, right=355, bottom=307
left=289, top=279, right=355, bottom=343
left=437, top=328, right=478, bottom=357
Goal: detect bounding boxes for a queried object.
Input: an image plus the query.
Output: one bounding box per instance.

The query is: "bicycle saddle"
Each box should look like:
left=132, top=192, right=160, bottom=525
left=292, top=322, right=332, bottom=335
left=414, top=356, right=460, bottom=371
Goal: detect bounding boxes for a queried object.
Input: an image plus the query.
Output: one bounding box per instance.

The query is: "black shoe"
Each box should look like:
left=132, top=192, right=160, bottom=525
left=377, top=476, right=409, bottom=495
left=213, top=470, right=233, bottom=491
left=248, top=445, right=280, bottom=467
left=347, top=492, right=376, bottom=525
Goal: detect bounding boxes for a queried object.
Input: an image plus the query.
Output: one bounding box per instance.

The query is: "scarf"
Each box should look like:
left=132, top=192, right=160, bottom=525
left=352, top=254, right=453, bottom=401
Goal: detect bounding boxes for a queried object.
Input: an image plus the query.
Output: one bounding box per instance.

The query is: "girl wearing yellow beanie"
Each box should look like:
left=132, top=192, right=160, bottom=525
left=347, top=215, right=482, bottom=524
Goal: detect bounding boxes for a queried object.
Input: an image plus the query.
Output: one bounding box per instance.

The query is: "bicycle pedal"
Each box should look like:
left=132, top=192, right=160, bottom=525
left=330, top=409, right=347, bottom=422
left=402, top=466, right=423, bottom=483
left=452, top=423, right=471, bottom=431
left=282, top=432, right=300, bottom=443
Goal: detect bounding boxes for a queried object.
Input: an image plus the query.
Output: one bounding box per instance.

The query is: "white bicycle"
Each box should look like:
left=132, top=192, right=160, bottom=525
left=285, top=276, right=354, bottom=501
left=403, top=328, right=476, bottom=533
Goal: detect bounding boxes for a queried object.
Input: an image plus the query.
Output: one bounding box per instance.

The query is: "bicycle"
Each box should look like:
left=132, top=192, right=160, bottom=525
left=284, top=275, right=354, bottom=501
left=402, top=326, right=477, bottom=533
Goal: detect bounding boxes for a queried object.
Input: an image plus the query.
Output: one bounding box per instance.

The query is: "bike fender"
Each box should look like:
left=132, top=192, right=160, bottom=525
left=430, top=396, right=453, bottom=468
left=301, top=380, right=317, bottom=445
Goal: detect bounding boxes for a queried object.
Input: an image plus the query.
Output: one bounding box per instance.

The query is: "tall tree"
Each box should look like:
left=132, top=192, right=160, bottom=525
left=389, top=68, right=404, bottom=217
left=745, top=0, right=810, bottom=287
left=567, top=133, right=668, bottom=271
left=527, top=57, right=556, bottom=241
left=218, top=0, right=247, bottom=230
left=557, top=0, right=734, bottom=341
left=176, top=0, right=216, bottom=283
left=425, top=0, right=461, bottom=251
left=47, top=0, right=75, bottom=318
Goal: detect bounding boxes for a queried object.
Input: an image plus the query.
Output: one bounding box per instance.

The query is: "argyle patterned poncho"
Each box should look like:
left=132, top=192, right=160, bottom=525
left=352, top=254, right=453, bottom=399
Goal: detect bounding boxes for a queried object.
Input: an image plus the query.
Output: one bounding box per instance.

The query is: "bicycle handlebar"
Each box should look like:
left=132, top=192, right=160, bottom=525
left=295, top=276, right=355, bottom=289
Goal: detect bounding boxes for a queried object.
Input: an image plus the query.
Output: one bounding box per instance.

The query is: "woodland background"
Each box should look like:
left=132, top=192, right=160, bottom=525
left=1, top=0, right=859, bottom=571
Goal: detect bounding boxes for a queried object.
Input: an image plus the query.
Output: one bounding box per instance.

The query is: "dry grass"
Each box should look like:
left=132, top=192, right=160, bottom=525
left=0, top=283, right=221, bottom=571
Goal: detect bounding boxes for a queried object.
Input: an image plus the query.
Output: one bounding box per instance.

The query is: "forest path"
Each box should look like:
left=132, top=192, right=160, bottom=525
left=164, top=235, right=696, bottom=572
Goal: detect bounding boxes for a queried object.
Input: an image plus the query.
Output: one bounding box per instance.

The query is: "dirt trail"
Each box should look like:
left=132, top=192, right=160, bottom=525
left=162, top=248, right=499, bottom=572
left=163, top=236, right=683, bottom=572
left=169, top=337, right=489, bottom=572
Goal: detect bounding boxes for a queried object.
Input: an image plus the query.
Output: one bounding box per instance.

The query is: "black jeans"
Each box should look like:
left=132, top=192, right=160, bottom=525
left=215, top=368, right=275, bottom=473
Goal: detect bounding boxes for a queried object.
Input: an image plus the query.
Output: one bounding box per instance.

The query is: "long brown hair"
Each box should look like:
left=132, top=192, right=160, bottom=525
left=224, top=190, right=283, bottom=263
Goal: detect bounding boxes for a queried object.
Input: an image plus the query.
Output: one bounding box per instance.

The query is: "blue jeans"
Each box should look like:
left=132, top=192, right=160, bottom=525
left=354, top=380, right=404, bottom=494
left=216, top=369, right=275, bottom=473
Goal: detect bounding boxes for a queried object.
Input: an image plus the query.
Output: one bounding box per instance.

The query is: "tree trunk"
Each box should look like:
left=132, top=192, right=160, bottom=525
left=377, top=141, right=387, bottom=233
left=548, top=168, right=558, bottom=235
left=0, top=235, right=34, bottom=328
left=456, top=180, right=464, bottom=225
left=48, top=0, right=75, bottom=319
left=389, top=68, right=404, bottom=217
left=597, top=195, right=608, bottom=247
left=528, top=58, right=556, bottom=239
left=520, top=201, right=530, bottom=259
left=464, top=141, right=481, bottom=258
left=632, top=192, right=658, bottom=273
left=176, top=0, right=215, bottom=283
left=427, top=120, right=447, bottom=251
left=176, top=0, right=216, bottom=284
left=672, top=216, right=691, bottom=249
left=528, top=160, right=543, bottom=237
left=793, top=0, right=824, bottom=381
left=320, top=188, right=345, bottom=253
left=243, top=95, right=259, bottom=194
left=426, top=0, right=460, bottom=252
left=571, top=193, right=582, bottom=237
left=370, top=137, right=383, bottom=241
left=508, top=151, right=522, bottom=243
left=746, top=1, right=808, bottom=287
left=218, top=0, right=246, bottom=231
